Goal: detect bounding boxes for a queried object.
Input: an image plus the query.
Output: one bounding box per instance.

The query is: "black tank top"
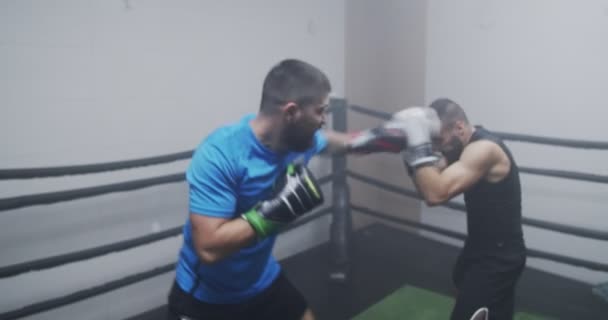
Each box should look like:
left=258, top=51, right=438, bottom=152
left=463, top=126, right=524, bottom=250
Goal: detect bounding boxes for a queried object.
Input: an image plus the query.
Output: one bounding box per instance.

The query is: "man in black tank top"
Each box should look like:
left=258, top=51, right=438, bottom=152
left=395, top=98, right=527, bottom=320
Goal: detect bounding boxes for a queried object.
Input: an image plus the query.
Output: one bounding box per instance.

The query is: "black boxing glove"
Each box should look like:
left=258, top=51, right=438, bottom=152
left=242, top=163, right=324, bottom=238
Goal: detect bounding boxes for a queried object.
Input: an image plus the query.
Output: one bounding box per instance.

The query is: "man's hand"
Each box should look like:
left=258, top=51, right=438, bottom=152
left=242, top=163, right=324, bottom=238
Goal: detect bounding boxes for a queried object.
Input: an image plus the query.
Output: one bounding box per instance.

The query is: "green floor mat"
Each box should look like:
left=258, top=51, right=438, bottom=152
left=352, top=285, right=552, bottom=320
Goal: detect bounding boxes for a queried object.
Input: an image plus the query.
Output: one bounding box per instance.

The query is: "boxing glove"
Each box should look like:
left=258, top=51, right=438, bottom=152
left=392, top=106, right=441, bottom=169
left=347, top=121, right=408, bottom=154
left=242, top=163, right=324, bottom=238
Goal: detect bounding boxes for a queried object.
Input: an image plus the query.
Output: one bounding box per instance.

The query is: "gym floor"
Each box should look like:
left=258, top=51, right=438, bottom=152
left=128, top=223, right=608, bottom=320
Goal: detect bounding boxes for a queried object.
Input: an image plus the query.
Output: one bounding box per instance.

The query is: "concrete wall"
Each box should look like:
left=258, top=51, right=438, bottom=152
left=345, top=0, right=427, bottom=230
left=0, top=1, right=345, bottom=318
left=423, top=0, right=608, bottom=284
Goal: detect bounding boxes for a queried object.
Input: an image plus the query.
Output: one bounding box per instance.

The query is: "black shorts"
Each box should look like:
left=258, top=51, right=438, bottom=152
left=451, top=244, right=526, bottom=320
left=167, top=272, right=308, bottom=320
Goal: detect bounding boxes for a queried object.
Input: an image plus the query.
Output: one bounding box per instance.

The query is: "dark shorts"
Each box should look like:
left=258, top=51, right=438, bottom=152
left=167, top=272, right=308, bottom=320
left=450, top=243, right=526, bottom=320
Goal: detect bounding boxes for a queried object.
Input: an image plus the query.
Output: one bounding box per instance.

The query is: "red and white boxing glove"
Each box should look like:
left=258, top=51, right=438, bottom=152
left=346, top=121, right=408, bottom=154
left=391, top=106, right=441, bottom=169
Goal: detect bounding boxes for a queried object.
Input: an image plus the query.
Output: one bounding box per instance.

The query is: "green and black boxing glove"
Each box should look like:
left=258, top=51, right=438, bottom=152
left=242, top=163, right=324, bottom=239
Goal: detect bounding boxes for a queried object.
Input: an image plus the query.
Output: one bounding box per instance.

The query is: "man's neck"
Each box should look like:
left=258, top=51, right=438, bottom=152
left=250, top=113, right=286, bottom=153
left=463, top=125, right=476, bottom=146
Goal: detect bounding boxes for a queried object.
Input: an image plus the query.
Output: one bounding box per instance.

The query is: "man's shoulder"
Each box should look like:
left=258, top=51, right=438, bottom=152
left=208, top=115, right=252, bottom=142
left=462, top=139, right=502, bottom=167
left=472, top=126, right=514, bottom=159
left=192, top=114, right=254, bottom=166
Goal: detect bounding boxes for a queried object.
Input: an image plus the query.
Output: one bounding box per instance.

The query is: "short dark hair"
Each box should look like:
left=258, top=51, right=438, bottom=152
left=429, top=98, right=469, bottom=128
left=260, top=59, right=331, bottom=114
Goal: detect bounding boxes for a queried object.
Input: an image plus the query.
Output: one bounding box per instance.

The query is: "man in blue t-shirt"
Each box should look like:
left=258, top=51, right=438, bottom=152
left=167, top=59, right=413, bottom=320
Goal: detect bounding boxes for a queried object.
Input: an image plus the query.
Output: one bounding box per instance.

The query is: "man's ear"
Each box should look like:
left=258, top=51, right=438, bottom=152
left=281, top=102, right=299, bottom=120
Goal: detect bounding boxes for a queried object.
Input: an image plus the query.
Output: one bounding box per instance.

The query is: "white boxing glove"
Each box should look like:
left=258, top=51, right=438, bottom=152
left=391, top=106, right=441, bottom=169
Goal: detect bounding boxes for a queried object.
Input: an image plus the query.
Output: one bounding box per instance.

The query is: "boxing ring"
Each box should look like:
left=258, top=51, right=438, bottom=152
left=1, top=98, right=607, bottom=319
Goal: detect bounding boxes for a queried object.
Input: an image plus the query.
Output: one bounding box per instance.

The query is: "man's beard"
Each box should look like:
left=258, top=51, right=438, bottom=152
left=284, top=125, right=315, bottom=152
left=442, top=136, right=464, bottom=165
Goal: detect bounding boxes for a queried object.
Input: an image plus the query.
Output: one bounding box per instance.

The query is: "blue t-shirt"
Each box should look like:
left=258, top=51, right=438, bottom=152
left=175, top=113, right=328, bottom=304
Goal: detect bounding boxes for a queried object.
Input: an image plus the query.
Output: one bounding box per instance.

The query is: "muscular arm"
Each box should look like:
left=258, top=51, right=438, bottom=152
left=413, top=141, right=498, bottom=206
left=186, top=142, right=257, bottom=265
left=190, top=213, right=256, bottom=264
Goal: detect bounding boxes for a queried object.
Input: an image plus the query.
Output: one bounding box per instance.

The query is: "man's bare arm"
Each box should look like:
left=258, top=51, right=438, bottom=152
left=190, top=213, right=256, bottom=264
left=413, top=141, right=498, bottom=206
